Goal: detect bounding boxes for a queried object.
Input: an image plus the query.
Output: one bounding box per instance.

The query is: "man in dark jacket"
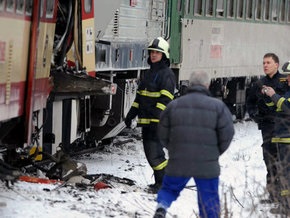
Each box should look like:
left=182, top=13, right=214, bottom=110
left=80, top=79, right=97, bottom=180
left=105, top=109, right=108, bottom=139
left=261, top=61, right=290, bottom=215
left=246, top=53, right=287, bottom=203
left=125, top=37, right=176, bottom=193
left=153, top=71, right=234, bottom=218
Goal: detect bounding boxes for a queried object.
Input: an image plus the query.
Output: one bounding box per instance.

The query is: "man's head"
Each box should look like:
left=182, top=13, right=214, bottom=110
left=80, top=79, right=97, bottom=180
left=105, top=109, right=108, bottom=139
left=189, top=71, right=211, bottom=88
left=263, top=53, right=279, bottom=78
left=147, top=37, right=169, bottom=63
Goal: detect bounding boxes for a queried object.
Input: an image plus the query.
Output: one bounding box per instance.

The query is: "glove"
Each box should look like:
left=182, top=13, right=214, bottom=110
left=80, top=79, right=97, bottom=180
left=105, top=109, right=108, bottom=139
left=124, top=117, right=132, bottom=128
left=125, top=107, right=138, bottom=128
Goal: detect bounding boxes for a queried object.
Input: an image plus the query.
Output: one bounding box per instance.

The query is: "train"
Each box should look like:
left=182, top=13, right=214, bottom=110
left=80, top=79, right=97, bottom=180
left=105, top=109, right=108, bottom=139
left=168, top=0, right=290, bottom=118
left=0, top=0, right=290, bottom=166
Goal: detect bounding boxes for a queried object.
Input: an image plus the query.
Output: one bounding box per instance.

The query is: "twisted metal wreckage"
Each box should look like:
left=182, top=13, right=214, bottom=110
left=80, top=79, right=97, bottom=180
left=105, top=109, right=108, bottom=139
left=0, top=140, right=136, bottom=191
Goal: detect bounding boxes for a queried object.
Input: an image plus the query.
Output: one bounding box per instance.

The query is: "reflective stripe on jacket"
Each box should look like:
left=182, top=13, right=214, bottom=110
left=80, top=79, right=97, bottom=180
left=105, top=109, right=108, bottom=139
left=129, top=59, right=175, bottom=127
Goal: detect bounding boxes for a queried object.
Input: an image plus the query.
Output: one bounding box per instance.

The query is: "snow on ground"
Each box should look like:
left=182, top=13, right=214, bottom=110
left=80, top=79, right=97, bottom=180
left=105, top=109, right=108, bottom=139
left=0, top=121, right=284, bottom=218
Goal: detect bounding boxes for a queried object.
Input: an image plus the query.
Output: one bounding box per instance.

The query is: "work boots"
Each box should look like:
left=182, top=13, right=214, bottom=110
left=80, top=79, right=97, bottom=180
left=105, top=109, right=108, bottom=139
left=270, top=194, right=290, bottom=216
left=147, top=169, right=164, bottom=194
left=270, top=204, right=290, bottom=216
left=153, top=207, right=166, bottom=218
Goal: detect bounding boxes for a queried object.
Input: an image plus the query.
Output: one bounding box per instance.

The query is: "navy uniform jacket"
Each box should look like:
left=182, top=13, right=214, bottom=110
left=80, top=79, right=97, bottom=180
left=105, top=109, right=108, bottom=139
left=126, top=59, right=175, bottom=127
left=246, top=71, right=287, bottom=129
left=267, top=88, right=290, bottom=142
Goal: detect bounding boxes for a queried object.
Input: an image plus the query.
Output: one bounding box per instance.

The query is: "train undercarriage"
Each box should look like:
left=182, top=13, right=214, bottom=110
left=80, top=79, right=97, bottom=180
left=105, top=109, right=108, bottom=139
left=209, top=76, right=253, bottom=120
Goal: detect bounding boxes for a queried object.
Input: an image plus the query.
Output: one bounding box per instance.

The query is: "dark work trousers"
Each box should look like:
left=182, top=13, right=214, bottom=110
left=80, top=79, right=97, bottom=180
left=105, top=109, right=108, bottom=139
left=142, top=126, right=166, bottom=171
left=276, top=143, right=290, bottom=208
left=261, top=126, right=279, bottom=199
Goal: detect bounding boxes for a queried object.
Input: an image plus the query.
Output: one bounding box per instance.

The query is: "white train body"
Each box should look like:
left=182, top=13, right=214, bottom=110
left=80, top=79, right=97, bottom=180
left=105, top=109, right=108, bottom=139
left=178, top=19, right=290, bottom=80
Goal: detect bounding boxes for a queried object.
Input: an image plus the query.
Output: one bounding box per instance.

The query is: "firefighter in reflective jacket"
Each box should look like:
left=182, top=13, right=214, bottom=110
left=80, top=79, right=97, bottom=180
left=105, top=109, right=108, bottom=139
left=125, top=37, right=176, bottom=193
left=263, top=61, right=290, bottom=215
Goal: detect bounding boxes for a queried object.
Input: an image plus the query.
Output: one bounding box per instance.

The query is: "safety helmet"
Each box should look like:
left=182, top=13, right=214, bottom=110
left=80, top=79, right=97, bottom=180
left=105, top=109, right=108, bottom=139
left=282, top=61, right=290, bottom=74
left=147, top=37, right=170, bottom=59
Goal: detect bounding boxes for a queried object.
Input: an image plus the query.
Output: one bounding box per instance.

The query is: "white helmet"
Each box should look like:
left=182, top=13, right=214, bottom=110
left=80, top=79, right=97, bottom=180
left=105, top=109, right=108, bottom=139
left=147, top=37, right=170, bottom=59
left=282, top=61, right=290, bottom=74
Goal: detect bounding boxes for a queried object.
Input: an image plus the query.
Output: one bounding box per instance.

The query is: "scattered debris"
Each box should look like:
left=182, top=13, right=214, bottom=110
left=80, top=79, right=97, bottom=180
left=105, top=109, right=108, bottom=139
left=94, top=181, right=111, bottom=191
left=0, top=159, right=22, bottom=186
left=18, top=175, right=62, bottom=184
left=45, top=148, right=87, bottom=181
left=85, top=173, right=136, bottom=187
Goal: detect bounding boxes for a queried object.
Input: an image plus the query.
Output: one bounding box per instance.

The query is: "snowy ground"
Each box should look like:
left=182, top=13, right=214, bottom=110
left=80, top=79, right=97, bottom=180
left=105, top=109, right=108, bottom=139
left=0, top=121, right=286, bottom=218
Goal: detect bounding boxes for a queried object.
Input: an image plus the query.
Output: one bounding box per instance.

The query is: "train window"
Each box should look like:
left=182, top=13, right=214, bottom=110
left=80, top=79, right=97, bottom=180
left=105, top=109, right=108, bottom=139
left=264, top=0, right=270, bottom=20
left=280, top=0, right=286, bottom=22
left=25, top=0, right=32, bottom=16
left=0, top=0, right=4, bottom=11
left=284, top=0, right=290, bottom=23
left=216, top=0, right=224, bottom=17
left=194, top=0, right=203, bottom=15
left=40, top=0, right=44, bottom=18
left=255, top=0, right=262, bottom=20
left=237, top=0, right=244, bottom=18
left=84, top=0, right=92, bottom=13
left=227, top=0, right=234, bottom=18
left=6, top=0, right=15, bottom=12
left=130, top=0, right=137, bottom=7
left=46, top=0, right=54, bottom=18
left=288, top=0, right=290, bottom=23
left=246, top=0, right=253, bottom=19
left=272, top=0, right=278, bottom=21
left=177, top=0, right=182, bottom=12
left=185, top=0, right=191, bottom=14
left=206, top=0, right=214, bottom=16
left=16, top=0, right=24, bottom=14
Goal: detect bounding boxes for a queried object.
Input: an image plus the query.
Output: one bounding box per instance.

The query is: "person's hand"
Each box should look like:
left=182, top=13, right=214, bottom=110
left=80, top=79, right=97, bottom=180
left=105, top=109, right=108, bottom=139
left=262, top=86, right=275, bottom=97
left=124, top=117, right=132, bottom=128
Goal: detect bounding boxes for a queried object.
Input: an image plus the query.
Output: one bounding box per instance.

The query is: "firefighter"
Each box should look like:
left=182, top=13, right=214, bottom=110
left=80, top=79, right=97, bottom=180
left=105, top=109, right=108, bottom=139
left=246, top=53, right=288, bottom=203
left=125, top=37, right=176, bottom=193
left=263, top=61, right=290, bottom=215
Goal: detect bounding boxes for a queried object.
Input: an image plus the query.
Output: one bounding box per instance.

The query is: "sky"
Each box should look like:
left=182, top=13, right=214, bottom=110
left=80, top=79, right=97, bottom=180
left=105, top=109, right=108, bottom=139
left=0, top=121, right=284, bottom=218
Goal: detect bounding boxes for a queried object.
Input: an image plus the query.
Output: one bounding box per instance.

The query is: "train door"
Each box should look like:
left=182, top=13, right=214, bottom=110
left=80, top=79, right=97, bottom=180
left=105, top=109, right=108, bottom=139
left=27, top=0, right=58, bottom=159
left=166, top=0, right=182, bottom=65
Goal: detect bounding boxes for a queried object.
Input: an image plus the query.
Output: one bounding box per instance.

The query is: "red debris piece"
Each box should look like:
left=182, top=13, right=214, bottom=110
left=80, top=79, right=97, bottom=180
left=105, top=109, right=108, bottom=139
left=94, top=182, right=111, bottom=191
left=19, top=175, right=63, bottom=184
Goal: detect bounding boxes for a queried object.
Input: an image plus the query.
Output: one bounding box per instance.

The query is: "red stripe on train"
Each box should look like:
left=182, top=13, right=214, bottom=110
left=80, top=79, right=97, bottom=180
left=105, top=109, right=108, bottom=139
left=81, top=0, right=94, bottom=20
left=0, top=78, right=51, bottom=121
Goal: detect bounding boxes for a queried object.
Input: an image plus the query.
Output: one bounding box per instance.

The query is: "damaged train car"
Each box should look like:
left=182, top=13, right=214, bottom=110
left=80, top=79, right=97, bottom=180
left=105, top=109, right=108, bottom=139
left=0, top=0, right=165, bottom=171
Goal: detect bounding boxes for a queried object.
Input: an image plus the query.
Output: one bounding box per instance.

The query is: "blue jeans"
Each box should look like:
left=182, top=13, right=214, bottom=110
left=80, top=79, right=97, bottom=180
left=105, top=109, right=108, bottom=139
left=157, top=175, right=220, bottom=218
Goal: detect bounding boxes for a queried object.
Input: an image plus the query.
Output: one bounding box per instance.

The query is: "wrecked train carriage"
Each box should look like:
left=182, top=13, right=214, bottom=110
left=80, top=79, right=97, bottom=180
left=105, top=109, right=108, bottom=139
left=0, top=0, right=166, bottom=169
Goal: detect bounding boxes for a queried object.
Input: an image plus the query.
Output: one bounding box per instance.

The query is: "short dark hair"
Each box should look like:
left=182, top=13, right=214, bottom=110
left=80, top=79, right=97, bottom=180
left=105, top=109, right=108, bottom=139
left=263, top=53, right=279, bottom=64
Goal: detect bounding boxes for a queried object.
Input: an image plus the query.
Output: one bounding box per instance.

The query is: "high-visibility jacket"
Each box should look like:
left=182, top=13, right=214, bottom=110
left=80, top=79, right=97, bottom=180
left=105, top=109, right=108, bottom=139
left=126, top=59, right=175, bottom=127
left=266, top=88, right=290, bottom=142
left=246, top=71, right=287, bottom=129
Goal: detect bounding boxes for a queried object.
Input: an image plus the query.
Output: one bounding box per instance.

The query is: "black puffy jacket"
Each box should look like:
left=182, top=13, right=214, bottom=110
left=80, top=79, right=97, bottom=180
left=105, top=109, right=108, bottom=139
left=158, top=85, right=234, bottom=178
